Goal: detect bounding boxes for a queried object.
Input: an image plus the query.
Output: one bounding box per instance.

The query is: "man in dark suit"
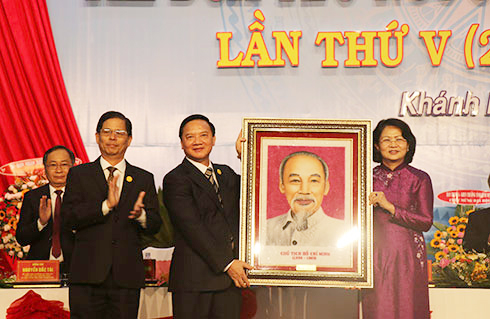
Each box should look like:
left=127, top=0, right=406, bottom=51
left=163, top=114, right=252, bottom=319
left=16, top=145, right=75, bottom=275
left=62, top=111, right=162, bottom=319
left=463, top=208, right=490, bottom=253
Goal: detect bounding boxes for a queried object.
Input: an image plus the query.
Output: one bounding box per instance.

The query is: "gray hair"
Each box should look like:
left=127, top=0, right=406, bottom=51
left=279, top=151, right=329, bottom=184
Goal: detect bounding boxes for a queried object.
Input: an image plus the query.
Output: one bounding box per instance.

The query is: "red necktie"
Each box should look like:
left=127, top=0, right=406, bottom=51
left=52, top=190, right=63, bottom=258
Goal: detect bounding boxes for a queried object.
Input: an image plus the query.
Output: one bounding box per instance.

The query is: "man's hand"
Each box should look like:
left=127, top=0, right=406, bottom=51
left=129, top=191, right=146, bottom=219
left=226, top=259, right=253, bottom=288
left=107, top=174, right=120, bottom=209
left=38, top=196, right=52, bottom=226
left=235, top=130, right=246, bottom=160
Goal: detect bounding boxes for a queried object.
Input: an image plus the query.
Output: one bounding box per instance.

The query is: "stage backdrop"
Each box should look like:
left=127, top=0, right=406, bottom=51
left=45, top=0, right=490, bottom=201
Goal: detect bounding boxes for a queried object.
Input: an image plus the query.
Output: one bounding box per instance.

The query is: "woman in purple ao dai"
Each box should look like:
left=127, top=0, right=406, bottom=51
left=362, top=119, right=434, bottom=319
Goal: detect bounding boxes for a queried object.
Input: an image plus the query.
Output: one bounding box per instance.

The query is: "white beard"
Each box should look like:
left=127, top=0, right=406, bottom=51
left=292, top=209, right=312, bottom=231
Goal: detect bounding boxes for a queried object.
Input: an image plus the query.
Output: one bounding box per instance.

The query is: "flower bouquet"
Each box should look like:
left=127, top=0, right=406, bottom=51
left=0, top=170, right=47, bottom=283
left=430, top=205, right=490, bottom=287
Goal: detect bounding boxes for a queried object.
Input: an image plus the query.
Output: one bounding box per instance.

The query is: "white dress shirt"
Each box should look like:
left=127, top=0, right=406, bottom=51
left=100, top=157, right=147, bottom=227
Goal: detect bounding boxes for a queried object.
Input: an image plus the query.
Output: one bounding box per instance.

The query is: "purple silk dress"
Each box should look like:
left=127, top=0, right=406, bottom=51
left=362, top=163, right=433, bottom=319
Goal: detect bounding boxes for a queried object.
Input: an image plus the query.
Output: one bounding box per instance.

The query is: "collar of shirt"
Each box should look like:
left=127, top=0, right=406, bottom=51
left=186, top=157, right=219, bottom=186
left=284, top=207, right=326, bottom=230
left=100, top=157, right=126, bottom=195
left=100, top=157, right=126, bottom=178
left=48, top=184, right=66, bottom=215
left=48, top=184, right=66, bottom=198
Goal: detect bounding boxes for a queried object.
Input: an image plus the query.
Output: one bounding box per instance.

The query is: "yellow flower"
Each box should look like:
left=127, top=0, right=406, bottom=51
left=446, top=227, right=455, bottom=233
left=449, top=216, right=459, bottom=225
left=126, top=176, right=133, bottom=183
left=457, top=224, right=466, bottom=233
left=459, top=217, right=469, bottom=224
left=466, top=209, right=475, bottom=215
left=449, top=231, right=459, bottom=238
left=448, top=238, right=455, bottom=245
left=0, top=210, right=5, bottom=220
left=9, top=218, right=17, bottom=229
left=434, top=231, right=442, bottom=239
left=448, top=244, right=459, bottom=252
left=430, top=238, right=441, bottom=248
left=435, top=251, right=446, bottom=261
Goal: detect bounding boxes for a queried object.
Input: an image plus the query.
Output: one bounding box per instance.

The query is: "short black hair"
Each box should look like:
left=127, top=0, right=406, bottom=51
left=96, top=111, right=132, bottom=136
left=373, top=118, right=416, bottom=164
left=179, top=114, right=215, bottom=140
left=279, top=151, right=329, bottom=184
left=43, top=145, right=75, bottom=165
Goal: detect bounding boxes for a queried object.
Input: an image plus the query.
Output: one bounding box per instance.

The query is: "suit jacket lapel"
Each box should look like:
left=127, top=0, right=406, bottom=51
left=119, top=162, right=135, bottom=209
left=182, top=159, right=221, bottom=209
left=92, top=158, right=109, bottom=195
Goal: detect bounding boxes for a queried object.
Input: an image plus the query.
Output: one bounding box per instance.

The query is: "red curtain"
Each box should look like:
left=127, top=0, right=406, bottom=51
left=0, top=0, right=88, bottom=191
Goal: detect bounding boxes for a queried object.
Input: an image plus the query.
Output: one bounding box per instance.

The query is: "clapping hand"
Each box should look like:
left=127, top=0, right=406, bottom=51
left=129, top=191, right=146, bottom=219
left=38, top=196, right=52, bottom=226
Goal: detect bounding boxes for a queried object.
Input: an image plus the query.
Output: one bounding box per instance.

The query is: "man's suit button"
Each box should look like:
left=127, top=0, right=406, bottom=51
left=292, top=240, right=297, bottom=245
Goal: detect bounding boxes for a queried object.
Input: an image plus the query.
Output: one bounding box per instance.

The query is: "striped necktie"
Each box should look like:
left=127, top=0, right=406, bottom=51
left=205, top=167, right=223, bottom=207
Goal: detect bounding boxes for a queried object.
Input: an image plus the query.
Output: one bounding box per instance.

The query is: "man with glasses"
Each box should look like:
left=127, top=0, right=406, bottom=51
left=17, top=145, right=76, bottom=275
left=62, top=111, right=162, bottom=319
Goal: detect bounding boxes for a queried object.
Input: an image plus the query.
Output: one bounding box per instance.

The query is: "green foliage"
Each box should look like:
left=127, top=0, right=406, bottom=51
left=141, top=187, right=174, bottom=249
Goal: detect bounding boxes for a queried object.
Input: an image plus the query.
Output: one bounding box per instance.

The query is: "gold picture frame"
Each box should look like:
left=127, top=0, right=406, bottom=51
left=240, top=118, right=373, bottom=287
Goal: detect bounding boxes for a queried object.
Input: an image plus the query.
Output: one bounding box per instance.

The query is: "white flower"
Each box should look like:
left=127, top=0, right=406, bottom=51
left=4, top=224, right=11, bottom=232
left=22, top=245, right=30, bottom=253
left=4, top=193, right=12, bottom=200
left=8, top=250, right=14, bottom=256
left=26, top=181, right=35, bottom=188
left=29, top=175, right=37, bottom=181
left=21, top=184, right=27, bottom=190
left=17, top=251, right=23, bottom=258
left=2, top=236, right=9, bottom=244
left=14, top=192, right=23, bottom=200
left=0, top=244, right=4, bottom=249
left=8, top=185, right=15, bottom=192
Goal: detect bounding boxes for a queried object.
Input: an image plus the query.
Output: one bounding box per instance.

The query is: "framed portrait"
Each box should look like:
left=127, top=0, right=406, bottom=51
left=240, top=118, right=372, bottom=288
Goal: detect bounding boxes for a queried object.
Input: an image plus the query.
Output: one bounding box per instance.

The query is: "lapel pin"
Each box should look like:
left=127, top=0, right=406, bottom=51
left=126, top=176, right=133, bottom=183
left=216, top=169, right=222, bottom=175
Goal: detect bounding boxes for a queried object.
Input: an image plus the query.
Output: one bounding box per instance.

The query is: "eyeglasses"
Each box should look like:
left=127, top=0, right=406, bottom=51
left=100, top=128, right=128, bottom=137
left=379, top=137, right=407, bottom=145
left=46, top=163, right=72, bottom=171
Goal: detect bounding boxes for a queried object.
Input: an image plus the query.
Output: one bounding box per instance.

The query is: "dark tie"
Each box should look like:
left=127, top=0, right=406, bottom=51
left=52, top=190, right=63, bottom=258
left=107, top=166, right=116, bottom=183
left=205, top=167, right=223, bottom=207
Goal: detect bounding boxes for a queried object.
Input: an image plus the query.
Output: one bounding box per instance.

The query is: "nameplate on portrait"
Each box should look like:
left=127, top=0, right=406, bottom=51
left=296, top=264, right=317, bottom=271
left=16, top=260, right=60, bottom=282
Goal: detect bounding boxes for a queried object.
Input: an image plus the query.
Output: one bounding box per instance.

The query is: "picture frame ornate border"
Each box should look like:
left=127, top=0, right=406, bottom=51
left=240, top=118, right=372, bottom=288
